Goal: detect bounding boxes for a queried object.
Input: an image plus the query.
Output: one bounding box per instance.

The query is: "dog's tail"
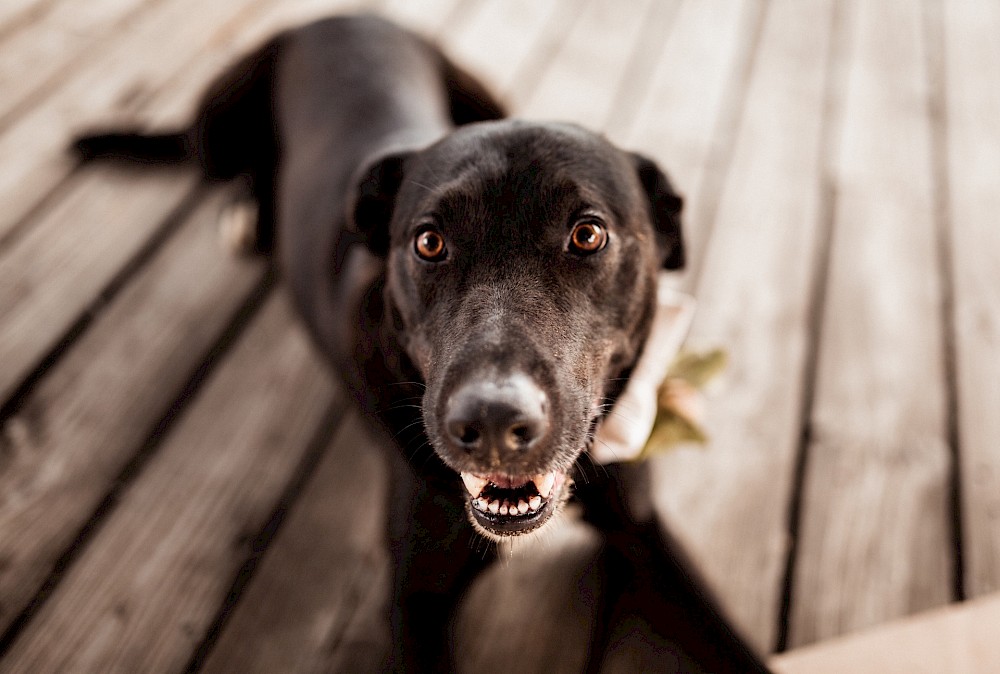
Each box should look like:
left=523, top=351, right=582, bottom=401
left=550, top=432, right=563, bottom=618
left=72, top=130, right=193, bottom=163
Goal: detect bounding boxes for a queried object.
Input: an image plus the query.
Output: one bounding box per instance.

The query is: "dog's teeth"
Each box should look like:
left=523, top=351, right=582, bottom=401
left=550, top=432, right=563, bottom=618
left=474, top=498, right=486, bottom=511
left=499, top=503, right=509, bottom=516
left=529, top=495, right=542, bottom=511
left=461, top=472, right=489, bottom=498
left=532, top=473, right=556, bottom=498
left=488, top=500, right=500, bottom=514
left=517, top=500, right=529, bottom=514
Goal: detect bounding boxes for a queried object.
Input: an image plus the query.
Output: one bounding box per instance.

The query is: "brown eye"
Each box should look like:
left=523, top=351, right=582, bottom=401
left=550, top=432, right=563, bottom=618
left=414, top=228, right=447, bottom=261
left=568, top=221, right=608, bottom=255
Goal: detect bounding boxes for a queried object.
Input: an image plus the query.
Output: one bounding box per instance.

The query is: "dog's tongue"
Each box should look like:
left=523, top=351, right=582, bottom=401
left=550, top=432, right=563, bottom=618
left=459, top=472, right=556, bottom=498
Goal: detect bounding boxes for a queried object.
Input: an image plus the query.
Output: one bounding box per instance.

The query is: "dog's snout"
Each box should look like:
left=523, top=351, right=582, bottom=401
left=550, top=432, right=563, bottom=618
left=444, top=374, right=549, bottom=462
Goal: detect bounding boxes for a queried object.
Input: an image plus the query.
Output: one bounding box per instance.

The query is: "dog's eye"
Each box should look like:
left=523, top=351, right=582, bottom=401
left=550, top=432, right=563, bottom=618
left=414, top=227, right=447, bottom=261
left=568, top=220, right=608, bottom=255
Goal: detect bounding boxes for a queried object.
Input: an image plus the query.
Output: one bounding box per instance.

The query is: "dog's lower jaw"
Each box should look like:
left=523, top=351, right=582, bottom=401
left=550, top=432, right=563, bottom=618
left=462, top=471, right=573, bottom=540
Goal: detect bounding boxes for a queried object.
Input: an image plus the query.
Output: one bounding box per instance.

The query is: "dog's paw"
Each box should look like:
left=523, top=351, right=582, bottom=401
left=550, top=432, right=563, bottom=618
left=218, top=198, right=259, bottom=256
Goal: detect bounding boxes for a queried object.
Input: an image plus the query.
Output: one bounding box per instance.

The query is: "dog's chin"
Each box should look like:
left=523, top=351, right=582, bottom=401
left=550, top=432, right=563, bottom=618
left=458, top=470, right=573, bottom=540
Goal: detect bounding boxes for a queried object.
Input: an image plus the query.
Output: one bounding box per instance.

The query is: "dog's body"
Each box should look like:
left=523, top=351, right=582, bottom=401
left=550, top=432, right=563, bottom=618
left=76, top=15, right=769, bottom=672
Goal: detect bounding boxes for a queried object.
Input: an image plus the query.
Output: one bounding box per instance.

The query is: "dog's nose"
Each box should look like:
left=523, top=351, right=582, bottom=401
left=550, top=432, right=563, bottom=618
left=444, top=374, right=549, bottom=461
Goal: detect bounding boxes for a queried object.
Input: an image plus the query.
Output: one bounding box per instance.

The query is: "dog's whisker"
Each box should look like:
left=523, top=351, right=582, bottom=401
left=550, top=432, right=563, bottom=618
left=405, top=178, right=436, bottom=194
left=384, top=380, right=427, bottom=389
left=383, top=403, right=425, bottom=414
left=602, top=408, right=640, bottom=426
left=590, top=437, right=621, bottom=468
left=402, top=437, right=433, bottom=463
left=390, top=418, right=428, bottom=441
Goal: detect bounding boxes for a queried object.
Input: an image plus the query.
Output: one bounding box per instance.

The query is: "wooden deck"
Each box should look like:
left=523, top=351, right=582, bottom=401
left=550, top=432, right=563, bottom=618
left=1, top=0, right=999, bottom=670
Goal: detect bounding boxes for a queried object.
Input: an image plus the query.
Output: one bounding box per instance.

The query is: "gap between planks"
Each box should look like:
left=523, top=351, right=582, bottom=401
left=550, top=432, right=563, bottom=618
left=0, top=186, right=269, bottom=651
left=0, top=294, right=338, bottom=673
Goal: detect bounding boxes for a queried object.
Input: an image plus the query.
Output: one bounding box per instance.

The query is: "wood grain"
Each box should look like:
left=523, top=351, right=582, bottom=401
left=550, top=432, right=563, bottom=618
left=0, top=165, right=198, bottom=404
left=0, top=0, right=263, bottom=242
left=0, top=188, right=263, bottom=638
left=199, top=411, right=389, bottom=674
left=0, top=294, right=336, bottom=673
left=0, top=0, right=151, bottom=127
left=519, top=0, right=658, bottom=129
left=649, top=0, right=835, bottom=652
left=442, top=0, right=584, bottom=106
left=788, top=0, right=953, bottom=647
left=377, top=0, right=467, bottom=38
left=941, top=0, right=1000, bottom=599
left=0, top=0, right=52, bottom=40
left=0, top=0, right=363, bottom=403
left=625, top=0, right=765, bottom=283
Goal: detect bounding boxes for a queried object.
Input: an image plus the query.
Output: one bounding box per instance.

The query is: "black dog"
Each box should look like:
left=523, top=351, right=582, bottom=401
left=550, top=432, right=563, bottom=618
left=75, top=15, right=770, bottom=673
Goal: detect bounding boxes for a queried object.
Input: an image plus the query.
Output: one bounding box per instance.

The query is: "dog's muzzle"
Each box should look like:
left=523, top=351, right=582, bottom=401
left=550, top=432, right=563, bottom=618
left=440, top=372, right=569, bottom=536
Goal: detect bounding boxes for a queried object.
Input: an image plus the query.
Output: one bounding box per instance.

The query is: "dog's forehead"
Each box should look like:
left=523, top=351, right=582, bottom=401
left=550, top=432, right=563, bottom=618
left=406, top=121, right=638, bottom=217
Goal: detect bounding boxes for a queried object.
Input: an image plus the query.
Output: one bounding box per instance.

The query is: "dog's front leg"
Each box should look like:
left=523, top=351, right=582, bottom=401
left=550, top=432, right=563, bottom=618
left=384, top=460, right=495, bottom=672
left=576, top=461, right=771, bottom=673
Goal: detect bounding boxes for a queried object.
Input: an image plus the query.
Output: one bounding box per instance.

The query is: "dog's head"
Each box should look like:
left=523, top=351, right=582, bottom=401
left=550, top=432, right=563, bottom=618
left=352, top=120, right=684, bottom=538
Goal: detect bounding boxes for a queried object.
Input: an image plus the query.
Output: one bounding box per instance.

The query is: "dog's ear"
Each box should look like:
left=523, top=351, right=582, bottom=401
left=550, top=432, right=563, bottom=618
left=631, top=153, right=685, bottom=270
left=350, top=151, right=413, bottom=257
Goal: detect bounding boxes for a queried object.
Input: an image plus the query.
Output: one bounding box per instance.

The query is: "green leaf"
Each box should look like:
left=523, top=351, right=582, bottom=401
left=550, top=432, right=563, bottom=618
left=667, top=348, right=728, bottom=388
left=636, top=347, right=728, bottom=460
left=640, top=409, right=707, bottom=459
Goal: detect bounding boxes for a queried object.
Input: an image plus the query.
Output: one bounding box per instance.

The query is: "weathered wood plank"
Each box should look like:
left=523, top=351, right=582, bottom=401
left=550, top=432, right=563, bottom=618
left=377, top=0, right=468, bottom=38
left=0, top=0, right=53, bottom=41
left=0, top=188, right=264, bottom=639
left=0, top=0, right=363, bottom=406
left=788, top=0, right=952, bottom=647
left=0, top=294, right=336, bottom=673
left=0, top=0, right=263, bottom=242
left=0, top=165, right=199, bottom=404
left=0, top=0, right=152, bottom=127
left=0, top=0, right=367, bottom=246
left=625, top=0, right=765, bottom=282
left=773, top=592, right=1000, bottom=674
left=518, top=0, right=658, bottom=129
left=648, top=0, right=834, bottom=652
left=199, top=411, right=389, bottom=674
left=941, top=0, right=1000, bottom=600
left=442, top=0, right=584, bottom=106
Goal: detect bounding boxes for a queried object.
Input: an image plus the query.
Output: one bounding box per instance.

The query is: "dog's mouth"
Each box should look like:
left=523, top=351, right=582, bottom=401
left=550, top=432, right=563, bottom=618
left=460, top=470, right=569, bottom=536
